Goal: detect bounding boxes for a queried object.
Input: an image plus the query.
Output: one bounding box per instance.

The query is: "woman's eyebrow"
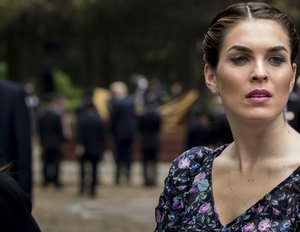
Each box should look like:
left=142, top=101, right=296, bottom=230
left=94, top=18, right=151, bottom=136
left=226, top=45, right=252, bottom=53
left=267, top=46, right=288, bottom=53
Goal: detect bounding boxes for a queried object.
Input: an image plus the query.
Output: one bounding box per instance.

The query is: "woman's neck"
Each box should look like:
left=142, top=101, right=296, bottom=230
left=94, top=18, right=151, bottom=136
left=227, top=116, right=297, bottom=168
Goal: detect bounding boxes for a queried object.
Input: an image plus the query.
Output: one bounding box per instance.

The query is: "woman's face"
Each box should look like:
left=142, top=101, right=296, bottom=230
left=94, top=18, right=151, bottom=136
left=205, top=19, right=297, bottom=123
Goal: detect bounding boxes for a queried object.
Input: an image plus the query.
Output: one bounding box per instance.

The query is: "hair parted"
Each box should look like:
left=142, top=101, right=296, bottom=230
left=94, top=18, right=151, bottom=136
left=202, top=2, right=299, bottom=68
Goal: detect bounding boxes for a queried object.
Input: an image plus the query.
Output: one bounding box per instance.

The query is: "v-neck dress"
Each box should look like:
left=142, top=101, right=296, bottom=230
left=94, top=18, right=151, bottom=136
left=155, top=145, right=300, bottom=231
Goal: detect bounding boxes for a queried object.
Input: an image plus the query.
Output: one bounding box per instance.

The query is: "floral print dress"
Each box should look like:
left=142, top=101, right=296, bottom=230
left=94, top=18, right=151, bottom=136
left=155, top=145, right=300, bottom=231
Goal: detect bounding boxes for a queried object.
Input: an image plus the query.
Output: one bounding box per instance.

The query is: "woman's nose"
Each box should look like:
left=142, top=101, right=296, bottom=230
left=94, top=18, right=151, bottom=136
left=251, top=61, right=269, bottom=82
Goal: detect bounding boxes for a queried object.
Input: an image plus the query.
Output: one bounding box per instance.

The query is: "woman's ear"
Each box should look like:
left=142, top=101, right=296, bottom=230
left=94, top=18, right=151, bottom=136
left=290, top=63, right=297, bottom=92
left=204, top=64, right=218, bottom=94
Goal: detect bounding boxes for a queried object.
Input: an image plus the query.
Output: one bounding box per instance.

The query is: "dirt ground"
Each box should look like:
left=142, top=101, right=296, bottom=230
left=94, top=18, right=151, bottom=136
left=31, top=152, right=170, bottom=232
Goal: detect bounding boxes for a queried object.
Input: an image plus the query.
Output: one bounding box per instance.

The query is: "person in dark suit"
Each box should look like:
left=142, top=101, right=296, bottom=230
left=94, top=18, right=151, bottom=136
left=76, top=91, right=107, bottom=197
left=37, top=94, right=65, bottom=188
left=109, top=81, right=136, bottom=185
left=286, top=91, right=300, bottom=132
left=138, top=109, right=161, bottom=186
left=0, top=80, right=33, bottom=198
left=286, top=76, right=300, bottom=132
left=185, top=110, right=213, bottom=150
left=138, top=79, right=163, bottom=186
left=210, top=95, right=233, bottom=146
left=0, top=165, right=41, bottom=231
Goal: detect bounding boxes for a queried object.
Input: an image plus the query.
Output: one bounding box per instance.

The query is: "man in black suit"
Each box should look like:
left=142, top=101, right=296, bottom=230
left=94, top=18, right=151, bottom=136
left=37, top=94, right=65, bottom=188
left=287, top=91, right=300, bottom=132
left=109, top=81, right=136, bottom=185
left=138, top=109, right=161, bottom=186
left=0, top=80, right=33, bottom=198
left=138, top=79, right=163, bottom=187
left=76, top=93, right=107, bottom=197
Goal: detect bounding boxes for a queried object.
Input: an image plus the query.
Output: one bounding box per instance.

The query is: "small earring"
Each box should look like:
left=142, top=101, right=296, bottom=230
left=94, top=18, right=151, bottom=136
left=213, top=89, right=218, bottom=95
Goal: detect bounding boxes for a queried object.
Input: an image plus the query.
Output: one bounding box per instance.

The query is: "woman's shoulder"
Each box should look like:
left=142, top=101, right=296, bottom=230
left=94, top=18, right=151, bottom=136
left=165, top=145, right=226, bottom=192
left=172, top=145, right=226, bottom=170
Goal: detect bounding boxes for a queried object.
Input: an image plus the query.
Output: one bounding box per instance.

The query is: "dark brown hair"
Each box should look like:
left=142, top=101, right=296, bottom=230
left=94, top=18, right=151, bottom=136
left=0, top=163, right=12, bottom=173
left=203, top=2, right=299, bottom=68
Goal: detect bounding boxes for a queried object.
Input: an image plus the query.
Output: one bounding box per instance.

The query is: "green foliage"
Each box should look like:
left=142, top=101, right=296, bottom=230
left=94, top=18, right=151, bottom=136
left=144, top=42, right=175, bottom=63
left=0, top=61, right=7, bottom=79
left=53, top=68, right=83, bottom=112
left=0, top=0, right=39, bottom=30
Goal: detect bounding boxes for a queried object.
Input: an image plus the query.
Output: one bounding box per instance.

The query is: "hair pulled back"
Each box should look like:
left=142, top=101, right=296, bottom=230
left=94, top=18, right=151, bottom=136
left=203, top=2, right=299, bottom=68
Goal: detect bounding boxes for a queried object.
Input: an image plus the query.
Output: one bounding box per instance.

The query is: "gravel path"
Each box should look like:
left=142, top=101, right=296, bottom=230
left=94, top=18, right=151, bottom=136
left=31, top=152, right=170, bottom=232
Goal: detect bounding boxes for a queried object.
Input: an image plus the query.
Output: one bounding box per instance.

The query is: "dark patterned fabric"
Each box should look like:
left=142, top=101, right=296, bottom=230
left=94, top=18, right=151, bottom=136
left=155, top=145, right=300, bottom=231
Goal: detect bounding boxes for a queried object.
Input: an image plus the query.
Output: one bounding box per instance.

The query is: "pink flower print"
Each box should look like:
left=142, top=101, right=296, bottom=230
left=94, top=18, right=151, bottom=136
left=258, top=219, right=271, bottom=231
left=156, top=211, right=162, bottom=222
left=241, top=222, right=255, bottom=232
left=189, top=186, right=198, bottom=193
left=257, top=205, right=264, bottom=213
left=196, top=150, right=203, bottom=158
left=199, top=202, right=212, bottom=214
left=167, top=221, right=176, bottom=228
left=178, top=157, right=190, bottom=169
left=172, top=200, right=184, bottom=209
left=279, top=193, right=286, bottom=200
left=272, top=208, right=280, bottom=216
left=193, top=172, right=206, bottom=185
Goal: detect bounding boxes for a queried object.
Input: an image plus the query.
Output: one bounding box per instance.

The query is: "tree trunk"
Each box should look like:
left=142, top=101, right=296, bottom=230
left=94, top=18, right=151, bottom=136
left=6, top=14, right=43, bottom=89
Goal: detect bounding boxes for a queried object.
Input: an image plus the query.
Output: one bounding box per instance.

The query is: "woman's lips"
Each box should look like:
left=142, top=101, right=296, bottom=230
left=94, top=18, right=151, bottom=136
left=246, top=89, right=272, bottom=104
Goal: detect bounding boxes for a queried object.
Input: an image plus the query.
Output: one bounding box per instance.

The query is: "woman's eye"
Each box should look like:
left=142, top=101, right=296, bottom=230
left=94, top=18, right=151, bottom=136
left=269, top=56, right=285, bottom=65
left=230, top=56, right=249, bottom=65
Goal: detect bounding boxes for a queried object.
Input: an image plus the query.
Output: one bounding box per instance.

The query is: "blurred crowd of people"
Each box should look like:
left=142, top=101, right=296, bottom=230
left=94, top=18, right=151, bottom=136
left=15, top=73, right=300, bottom=199
left=32, top=75, right=182, bottom=197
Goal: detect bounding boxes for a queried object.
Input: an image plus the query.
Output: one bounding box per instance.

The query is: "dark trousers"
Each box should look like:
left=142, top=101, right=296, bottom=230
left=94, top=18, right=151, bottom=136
left=142, top=147, right=158, bottom=186
left=42, top=148, right=61, bottom=187
left=115, top=138, right=133, bottom=185
left=79, top=154, right=99, bottom=196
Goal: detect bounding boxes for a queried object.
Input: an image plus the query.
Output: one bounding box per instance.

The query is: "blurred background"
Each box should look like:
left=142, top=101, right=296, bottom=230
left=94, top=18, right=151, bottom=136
left=0, top=0, right=300, bottom=231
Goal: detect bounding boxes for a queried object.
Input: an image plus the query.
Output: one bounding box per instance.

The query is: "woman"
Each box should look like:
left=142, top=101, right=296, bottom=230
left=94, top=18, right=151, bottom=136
left=155, top=2, right=300, bottom=231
